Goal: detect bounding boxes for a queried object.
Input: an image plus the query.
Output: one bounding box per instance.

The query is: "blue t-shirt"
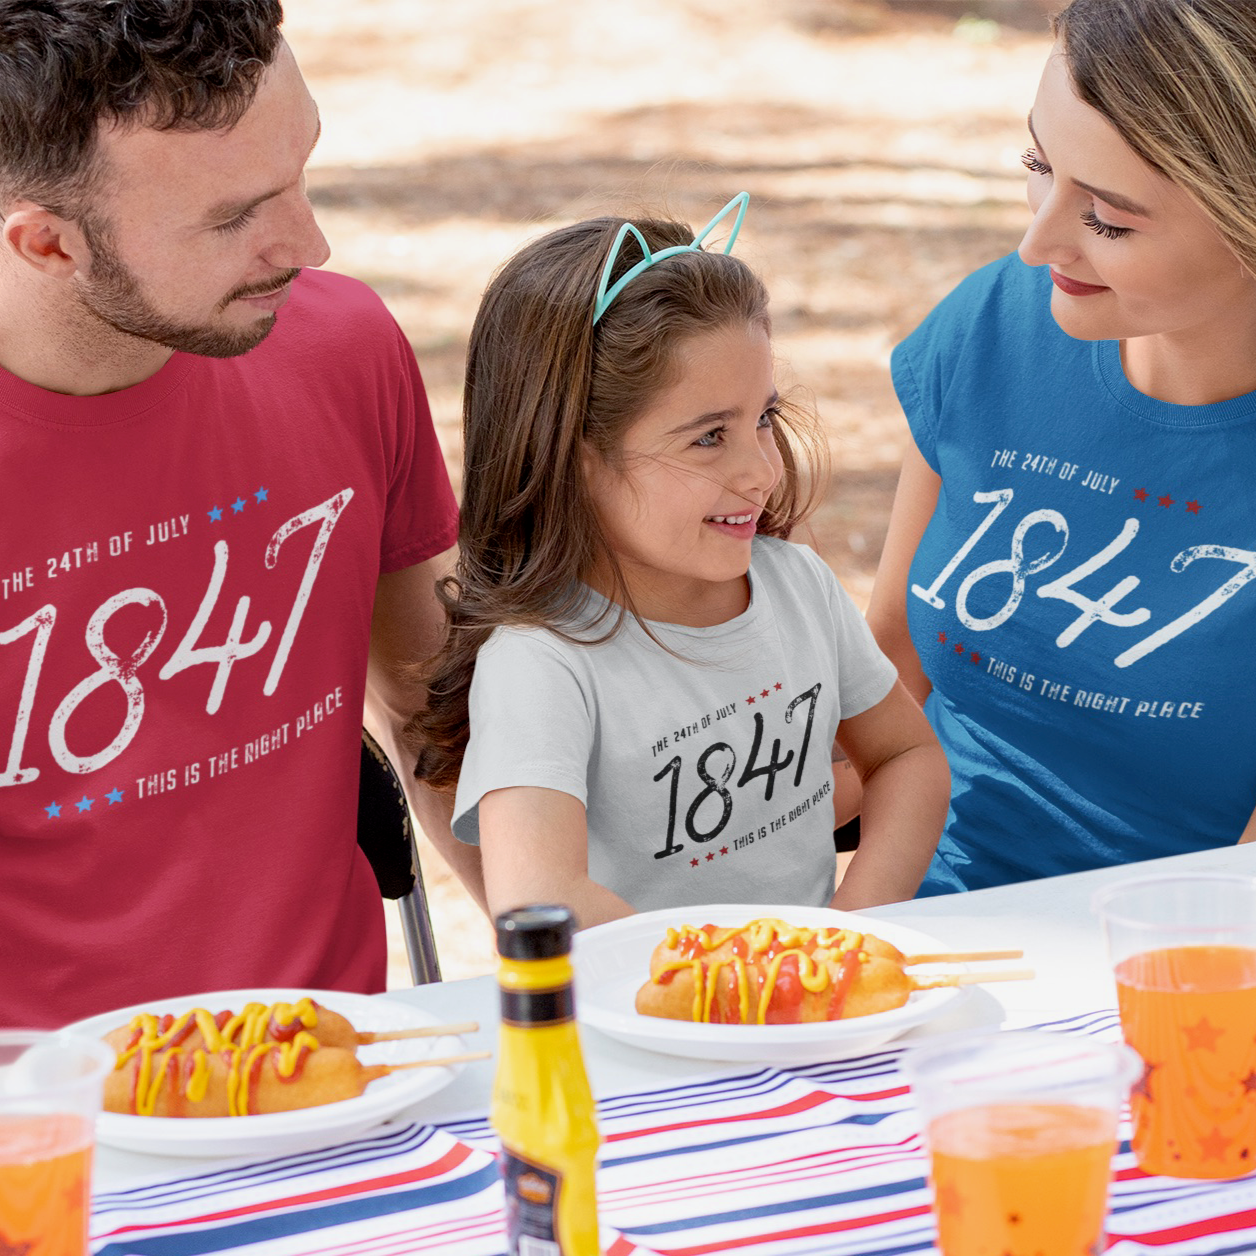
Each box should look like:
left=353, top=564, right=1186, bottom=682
left=893, top=253, right=1256, bottom=893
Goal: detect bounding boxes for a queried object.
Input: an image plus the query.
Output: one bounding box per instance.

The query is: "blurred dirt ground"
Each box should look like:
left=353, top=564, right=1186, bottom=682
left=280, top=0, right=1052, bottom=984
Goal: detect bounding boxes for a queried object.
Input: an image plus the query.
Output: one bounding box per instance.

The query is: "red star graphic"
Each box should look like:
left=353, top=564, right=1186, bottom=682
left=760, top=689, right=770, bottom=698
left=1183, top=1017, right=1226, bottom=1051
left=1198, top=1126, right=1233, bottom=1161
left=1241, top=1069, right=1256, bottom=1094
left=773, top=682, right=782, bottom=691
left=1134, top=487, right=1148, bottom=502
left=705, top=852, right=715, bottom=862
left=938, top=631, right=947, bottom=643
left=1186, top=500, right=1200, bottom=514
left=0, top=1236, right=32, bottom=1256
left=1158, top=494, right=1175, bottom=508
left=970, top=651, right=981, bottom=664
left=62, top=1176, right=84, bottom=1209
left=1132, top=1059, right=1159, bottom=1103
left=954, top=643, right=964, bottom=654
left=746, top=695, right=756, bottom=705
left=690, top=858, right=699, bottom=868
left=935, top=1182, right=963, bottom=1216
left=719, top=846, right=729, bottom=855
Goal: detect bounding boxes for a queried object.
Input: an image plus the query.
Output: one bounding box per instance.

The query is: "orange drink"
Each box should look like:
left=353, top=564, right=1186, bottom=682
left=904, top=1031, right=1137, bottom=1256
left=929, top=1102, right=1115, bottom=1256
left=1097, top=874, right=1256, bottom=1180
left=0, top=1032, right=113, bottom=1256
left=0, top=1114, right=93, bottom=1256
left=1115, top=944, right=1256, bottom=1178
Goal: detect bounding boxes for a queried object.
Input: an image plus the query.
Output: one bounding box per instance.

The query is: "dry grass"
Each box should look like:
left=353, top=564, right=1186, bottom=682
left=280, top=0, right=1053, bottom=984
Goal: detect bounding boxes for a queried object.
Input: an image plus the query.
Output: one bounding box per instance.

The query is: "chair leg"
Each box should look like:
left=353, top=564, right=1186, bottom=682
left=397, top=869, right=442, bottom=985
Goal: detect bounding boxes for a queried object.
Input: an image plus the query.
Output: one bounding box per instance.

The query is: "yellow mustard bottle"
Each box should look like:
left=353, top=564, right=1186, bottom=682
left=492, top=905, right=601, bottom=1256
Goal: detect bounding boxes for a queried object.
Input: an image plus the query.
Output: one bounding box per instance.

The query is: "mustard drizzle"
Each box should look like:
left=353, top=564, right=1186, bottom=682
left=653, top=919, right=870, bottom=1024
left=116, top=1000, right=324, bottom=1116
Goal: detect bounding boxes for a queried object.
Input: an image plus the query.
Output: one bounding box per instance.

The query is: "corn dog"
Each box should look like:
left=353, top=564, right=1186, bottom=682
left=635, top=919, right=1025, bottom=1025
left=104, top=1032, right=441, bottom=1117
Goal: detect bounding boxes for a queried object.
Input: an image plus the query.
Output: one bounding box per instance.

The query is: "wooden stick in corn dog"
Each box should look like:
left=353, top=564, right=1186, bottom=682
left=634, top=918, right=1033, bottom=1025
left=104, top=1033, right=491, bottom=1118
left=102, top=998, right=477, bottom=1059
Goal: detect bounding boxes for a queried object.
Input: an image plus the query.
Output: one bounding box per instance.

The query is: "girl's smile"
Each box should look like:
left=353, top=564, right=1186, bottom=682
left=583, top=321, right=782, bottom=626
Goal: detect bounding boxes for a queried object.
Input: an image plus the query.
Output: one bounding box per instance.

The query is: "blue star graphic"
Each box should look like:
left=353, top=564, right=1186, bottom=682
left=231, top=497, right=246, bottom=513
left=254, top=486, right=269, bottom=503
left=105, top=788, right=124, bottom=805
left=44, top=801, right=61, bottom=819
left=75, top=795, right=94, bottom=813
left=208, top=505, right=223, bottom=522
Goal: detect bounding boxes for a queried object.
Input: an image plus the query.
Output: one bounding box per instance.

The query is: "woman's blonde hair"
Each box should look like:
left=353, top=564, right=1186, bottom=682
left=1056, top=0, right=1256, bottom=273
left=407, top=210, right=826, bottom=792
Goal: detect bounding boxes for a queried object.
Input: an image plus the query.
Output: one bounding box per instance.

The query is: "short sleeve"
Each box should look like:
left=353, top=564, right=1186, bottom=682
left=452, top=629, right=594, bottom=844
left=379, top=318, right=459, bottom=573
left=890, top=253, right=1022, bottom=476
left=831, top=576, right=898, bottom=718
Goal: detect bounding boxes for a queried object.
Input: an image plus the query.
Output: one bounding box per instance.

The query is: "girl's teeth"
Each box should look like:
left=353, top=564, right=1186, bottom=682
left=710, top=514, right=751, bottom=524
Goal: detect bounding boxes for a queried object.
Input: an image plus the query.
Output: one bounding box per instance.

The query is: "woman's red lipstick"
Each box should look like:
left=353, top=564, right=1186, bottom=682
left=1051, top=269, right=1108, bottom=297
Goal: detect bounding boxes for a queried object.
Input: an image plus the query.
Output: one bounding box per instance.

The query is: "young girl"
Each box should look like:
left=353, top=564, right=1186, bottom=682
left=410, top=194, right=948, bottom=927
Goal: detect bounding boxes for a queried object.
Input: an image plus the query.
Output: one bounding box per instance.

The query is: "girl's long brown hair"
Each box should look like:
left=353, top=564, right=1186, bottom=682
left=407, top=210, right=826, bottom=792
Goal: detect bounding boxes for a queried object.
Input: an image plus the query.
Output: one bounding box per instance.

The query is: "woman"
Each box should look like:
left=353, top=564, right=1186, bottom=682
left=867, top=0, right=1256, bottom=894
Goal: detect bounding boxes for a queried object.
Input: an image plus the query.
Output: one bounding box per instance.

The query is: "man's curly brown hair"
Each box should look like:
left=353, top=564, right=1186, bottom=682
left=0, top=0, right=284, bottom=215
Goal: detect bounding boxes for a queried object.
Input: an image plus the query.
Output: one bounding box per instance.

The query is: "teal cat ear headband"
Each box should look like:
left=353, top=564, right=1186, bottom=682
left=592, top=191, right=750, bottom=325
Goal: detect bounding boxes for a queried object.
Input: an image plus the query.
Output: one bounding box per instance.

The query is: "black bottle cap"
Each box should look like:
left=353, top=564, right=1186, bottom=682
left=495, top=905, right=574, bottom=959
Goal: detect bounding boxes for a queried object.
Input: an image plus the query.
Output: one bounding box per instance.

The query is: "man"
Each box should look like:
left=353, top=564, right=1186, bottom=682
left=0, top=0, right=482, bottom=1027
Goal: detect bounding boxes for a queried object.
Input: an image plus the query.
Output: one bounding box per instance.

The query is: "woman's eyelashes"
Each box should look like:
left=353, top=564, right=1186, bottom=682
left=1079, top=207, right=1132, bottom=240
left=1021, top=147, right=1051, bottom=176
left=1022, top=147, right=1132, bottom=240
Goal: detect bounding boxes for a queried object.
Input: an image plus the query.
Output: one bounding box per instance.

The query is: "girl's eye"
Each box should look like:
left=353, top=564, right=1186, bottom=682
left=1080, top=207, right=1132, bottom=240
left=693, top=425, right=727, bottom=448
left=1021, top=147, right=1052, bottom=176
left=215, top=206, right=258, bottom=235
left=758, top=405, right=781, bottom=429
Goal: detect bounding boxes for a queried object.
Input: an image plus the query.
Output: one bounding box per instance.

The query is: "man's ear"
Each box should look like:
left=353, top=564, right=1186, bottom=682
left=2, top=203, right=90, bottom=279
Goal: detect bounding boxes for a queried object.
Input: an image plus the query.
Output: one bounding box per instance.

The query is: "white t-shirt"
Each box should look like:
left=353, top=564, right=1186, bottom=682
left=453, top=535, right=898, bottom=911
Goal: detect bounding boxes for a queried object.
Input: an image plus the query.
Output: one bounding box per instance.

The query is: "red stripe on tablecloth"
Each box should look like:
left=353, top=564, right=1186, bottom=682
left=604, top=1091, right=839, bottom=1143
left=628, top=1202, right=933, bottom=1255
left=1108, top=1206, right=1256, bottom=1249
left=602, top=1133, right=923, bottom=1207
left=94, top=1142, right=476, bottom=1237
left=298, top=1209, right=504, bottom=1256
left=842, top=1086, right=911, bottom=1102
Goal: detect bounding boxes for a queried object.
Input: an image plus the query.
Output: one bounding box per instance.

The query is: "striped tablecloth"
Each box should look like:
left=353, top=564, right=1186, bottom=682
left=90, top=1011, right=1256, bottom=1256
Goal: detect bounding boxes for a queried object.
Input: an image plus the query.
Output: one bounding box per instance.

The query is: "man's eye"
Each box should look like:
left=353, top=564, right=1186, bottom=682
left=215, top=206, right=258, bottom=235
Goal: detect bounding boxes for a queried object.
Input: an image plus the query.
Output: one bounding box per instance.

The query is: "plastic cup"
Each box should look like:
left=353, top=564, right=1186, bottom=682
left=0, top=1031, right=114, bottom=1256
left=903, top=1030, right=1139, bottom=1256
left=1096, top=873, right=1256, bottom=1180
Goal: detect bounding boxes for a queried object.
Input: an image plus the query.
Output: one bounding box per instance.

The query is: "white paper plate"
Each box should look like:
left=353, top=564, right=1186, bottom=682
left=573, top=905, right=969, bottom=1064
left=65, top=987, right=466, bottom=1157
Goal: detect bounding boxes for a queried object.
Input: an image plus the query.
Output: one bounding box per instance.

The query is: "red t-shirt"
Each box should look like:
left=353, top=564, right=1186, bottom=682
left=0, top=270, right=458, bottom=1028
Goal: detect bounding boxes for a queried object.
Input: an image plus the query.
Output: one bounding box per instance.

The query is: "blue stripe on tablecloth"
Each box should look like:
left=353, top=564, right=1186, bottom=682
left=92, top=1123, right=438, bottom=1211
left=93, top=1158, right=501, bottom=1256
left=616, top=1174, right=929, bottom=1237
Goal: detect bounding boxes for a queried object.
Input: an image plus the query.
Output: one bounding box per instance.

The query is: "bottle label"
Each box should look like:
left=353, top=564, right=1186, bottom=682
left=502, top=1147, right=563, bottom=1255
left=500, top=984, right=574, bottom=1027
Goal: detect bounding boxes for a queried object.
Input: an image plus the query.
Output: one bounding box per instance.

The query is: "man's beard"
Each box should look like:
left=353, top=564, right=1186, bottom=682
left=75, top=220, right=300, bottom=359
